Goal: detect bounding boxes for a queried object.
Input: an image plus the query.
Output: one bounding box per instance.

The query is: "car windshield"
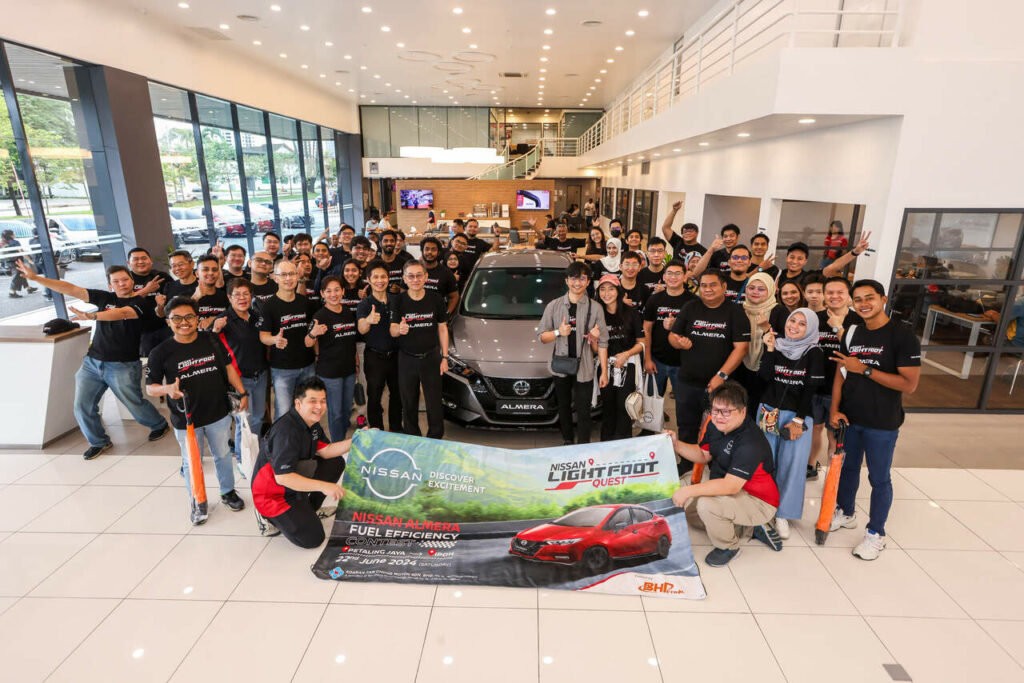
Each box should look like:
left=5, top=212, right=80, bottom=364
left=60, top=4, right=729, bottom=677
left=60, top=216, right=96, bottom=231
left=461, top=267, right=566, bottom=319
left=3, top=223, right=34, bottom=239
left=551, top=507, right=611, bottom=528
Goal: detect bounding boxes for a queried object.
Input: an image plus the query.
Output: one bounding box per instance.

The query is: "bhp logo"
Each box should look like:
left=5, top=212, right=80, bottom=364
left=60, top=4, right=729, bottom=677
left=639, top=581, right=683, bottom=595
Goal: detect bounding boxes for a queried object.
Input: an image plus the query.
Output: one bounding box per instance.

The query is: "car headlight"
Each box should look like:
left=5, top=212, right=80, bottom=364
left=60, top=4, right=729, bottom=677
left=446, top=351, right=489, bottom=394
left=543, top=538, right=582, bottom=546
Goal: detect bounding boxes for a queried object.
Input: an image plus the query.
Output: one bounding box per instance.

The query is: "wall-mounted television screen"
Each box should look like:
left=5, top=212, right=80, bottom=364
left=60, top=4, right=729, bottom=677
left=516, top=189, right=550, bottom=210
left=400, top=189, right=434, bottom=209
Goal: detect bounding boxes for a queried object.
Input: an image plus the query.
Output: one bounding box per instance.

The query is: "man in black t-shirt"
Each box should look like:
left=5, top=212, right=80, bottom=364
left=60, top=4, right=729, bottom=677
left=701, top=224, right=742, bottom=274
left=378, top=229, right=409, bottom=294
left=637, top=237, right=668, bottom=294
left=251, top=377, right=353, bottom=546
left=259, top=259, right=316, bottom=422
left=670, top=270, right=751, bottom=443
left=127, top=247, right=172, bottom=356
left=193, top=255, right=229, bottom=327
left=160, top=250, right=199, bottom=318
left=357, top=260, right=401, bottom=431
left=660, top=201, right=707, bottom=261
left=147, top=297, right=249, bottom=524
left=17, top=261, right=169, bottom=460
left=445, top=233, right=475, bottom=283
left=830, top=280, right=920, bottom=561
left=618, top=251, right=649, bottom=314
left=747, top=233, right=779, bottom=280
left=642, top=259, right=695, bottom=398
left=248, top=251, right=279, bottom=305
left=669, top=382, right=782, bottom=566
left=463, top=219, right=494, bottom=263
left=222, top=244, right=248, bottom=282
left=777, top=235, right=870, bottom=291
left=720, top=245, right=753, bottom=303
left=390, top=259, right=449, bottom=439
left=542, top=223, right=585, bottom=254
left=420, top=237, right=459, bottom=315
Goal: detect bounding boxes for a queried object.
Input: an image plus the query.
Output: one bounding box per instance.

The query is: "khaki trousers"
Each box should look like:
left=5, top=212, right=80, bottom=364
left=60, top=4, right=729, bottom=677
left=696, top=490, right=777, bottom=550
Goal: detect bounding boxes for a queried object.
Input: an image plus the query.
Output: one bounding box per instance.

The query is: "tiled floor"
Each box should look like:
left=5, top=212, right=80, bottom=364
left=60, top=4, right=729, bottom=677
left=0, top=410, right=1022, bottom=682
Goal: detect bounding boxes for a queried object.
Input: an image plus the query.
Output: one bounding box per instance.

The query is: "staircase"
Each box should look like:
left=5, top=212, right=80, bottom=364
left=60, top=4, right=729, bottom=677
left=469, top=144, right=541, bottom=180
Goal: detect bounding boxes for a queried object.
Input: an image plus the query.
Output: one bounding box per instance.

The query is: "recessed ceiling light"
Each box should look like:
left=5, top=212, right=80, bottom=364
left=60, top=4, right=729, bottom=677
left=638, top=155, right=645, bottom=159
left=319, top=73, right=326, bottom=77
left=373, top=73, right=380, bottom=78
left=638, top=9, right=649, bottom=17
left=219, top=23, right=230, bottom=29
left=615, top=46, right=623, bottom=51
left=540, top=57, right=549, bottom=62
left=448, top=96, right=454, bottom=99
left=177, top=1, right=189, bottom=8
left=395, top=88, right=401, bottom=92
left=698, top=141, right=709, bottom=146
left=594, top=78, right=601, bottom=82
left=360, top=94, right=366, bottom=98
left=370, top=99, right=376, bottom=103
left=396, top=42, right=404, bottom=47
left=300, top=24, right=310, bottom=30
left=335, top=81, right=341, bottom=85
left=606, top=58, right=614, bottom=63
left=672, top=148, right=681, bottom=152
left=539, top=84, right=544, bottom=88
left=270, top=4, right=281, bottom=11
left=493, top=96, right=498, bottom=100
left=443, top=89, right=448, bottom=93
left=490, top=90, right=496, bottom=93
left=600, top=69, right=607, bottom=73
left=544, top=28, right=553, bottom=35
left=348, top=88, right=355, bottom=92
left=546, top=8, right=556, bottom=14
left=404, top=94, right=410, bottom=98
left=359, top=65, right=367, bottom=69
left=737, top=132, right=750, bottom=137
left=452, top=6, right=463, bottom=13
left=539, top=77, right=546, bottom=81
left=279, top=52, right=288, bottom=58
left=469, top=43, right=478, bottom=48
left=412, top=100, right=417, bottom=103
left=384, top=82, right=391, bottom=86
left=625, top=30, right=635, bottom=36
left=462, top=27, right=471, bottom=33
left=540, top=68, right=547, bottom=73
left=799, top=118, right=816, bottom=124
left=325, top=40, right=333, bottom=46
left=361, top=6, right=371, bottom=12
left=380, top=25, right=390, bottom=31
left=589, top=86, right=596, bottom=89
left=344, top=54, right=352, bottom=59
left=300, top=63, right=308, bottom=69
left=654, top=153, right=661, bottom=157
left=252, top=39, right=262, bottom=45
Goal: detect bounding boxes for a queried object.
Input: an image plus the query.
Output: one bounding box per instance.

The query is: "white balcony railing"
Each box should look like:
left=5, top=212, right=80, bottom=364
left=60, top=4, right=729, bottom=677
left=576, top=0, right=902, bottom=155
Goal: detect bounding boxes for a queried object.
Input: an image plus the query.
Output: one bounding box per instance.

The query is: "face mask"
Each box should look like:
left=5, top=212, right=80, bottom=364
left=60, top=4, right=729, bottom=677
left=610, top=228, right=621, bottom=238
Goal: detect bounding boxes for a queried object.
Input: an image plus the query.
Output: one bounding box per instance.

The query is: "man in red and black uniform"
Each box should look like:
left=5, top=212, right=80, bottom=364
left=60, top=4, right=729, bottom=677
left=668, top=381, right=782, bottom=567
left=251, top=376, right=354, bottom=547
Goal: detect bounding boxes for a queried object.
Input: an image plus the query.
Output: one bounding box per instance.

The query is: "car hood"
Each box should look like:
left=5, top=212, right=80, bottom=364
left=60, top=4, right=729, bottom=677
left=449, top=315, right=548, bottom=376
left=517, top=524, right=592, bottom=542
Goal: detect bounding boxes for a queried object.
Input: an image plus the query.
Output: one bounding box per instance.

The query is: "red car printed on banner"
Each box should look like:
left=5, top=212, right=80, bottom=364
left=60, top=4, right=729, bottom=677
left=509, top=504, right=671, bottom=572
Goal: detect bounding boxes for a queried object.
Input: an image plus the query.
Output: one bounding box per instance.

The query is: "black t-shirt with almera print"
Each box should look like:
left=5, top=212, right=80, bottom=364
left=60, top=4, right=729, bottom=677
left=636, top=266, right=666, bottom=295
left=195, top=288, right=229, bottom=321
left=259, top=294, right=316, bottom=369
left=838, top=318, right=921, bottom=431
left=757, top=348, right=826, bottom=420
left=85, top=290, right=156, bottom=363
left=643, top=289, right=696, bottom=365
left=671, top=299, right=750, bottom=385
left=250, top=279, right=279, bottom=305
left=816, top=309, right=864, bottom=395
left=312, top=306, right=358, bottom=378
left=145, top=333, right=232, bottom=430
left=424, top=263, right=458, bottom=300
left=390, top=291, right=447, bottom=355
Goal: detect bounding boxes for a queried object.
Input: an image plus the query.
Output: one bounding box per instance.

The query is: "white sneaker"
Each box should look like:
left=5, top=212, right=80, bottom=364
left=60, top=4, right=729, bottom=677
left=852, top=529, right=885, bottom=560
left=830, top=509, right=857, bottom=532
left=774, top=518, right=790, bottom=539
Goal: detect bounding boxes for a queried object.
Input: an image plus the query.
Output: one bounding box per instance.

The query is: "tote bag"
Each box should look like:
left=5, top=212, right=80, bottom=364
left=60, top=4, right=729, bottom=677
left=237, top=412, right=261, bottom=480
left=633, top=373, right=665, bottom=432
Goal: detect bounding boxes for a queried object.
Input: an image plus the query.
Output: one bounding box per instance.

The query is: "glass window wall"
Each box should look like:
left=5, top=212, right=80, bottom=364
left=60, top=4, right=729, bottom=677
left=300, top=121, right=323, bottom=233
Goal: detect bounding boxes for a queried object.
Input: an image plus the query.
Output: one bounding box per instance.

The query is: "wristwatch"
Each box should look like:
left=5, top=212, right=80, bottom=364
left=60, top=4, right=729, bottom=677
left=238, top=391, right=249, bottom=398
left=863, top=367, right=873, bottom=377
left=716, top=371, right=729, bottom=380
left=553, top=329, right=560, bottom=338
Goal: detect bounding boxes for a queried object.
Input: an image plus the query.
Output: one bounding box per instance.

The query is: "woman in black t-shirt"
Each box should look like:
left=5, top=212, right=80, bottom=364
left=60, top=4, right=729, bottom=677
left=756, top=307, right=824, bottom=540
left=595, top=274, right=644, bottom=440
left=340, top=259, right=366, bottom=315
left=308, top=275, right=359, bottom=440
left=584, top=226, right=607, bottom=259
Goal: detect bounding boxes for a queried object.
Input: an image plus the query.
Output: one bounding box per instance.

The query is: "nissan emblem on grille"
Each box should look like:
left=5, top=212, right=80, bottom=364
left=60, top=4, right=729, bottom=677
left=513, top=380, right=530, bottom=396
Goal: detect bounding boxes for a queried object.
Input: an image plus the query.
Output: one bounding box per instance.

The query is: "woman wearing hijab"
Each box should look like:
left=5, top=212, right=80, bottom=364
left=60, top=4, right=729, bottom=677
left=756, top=308, right=825, bottom=539
left=735, top=272, right=777, bottom=412
left=591, top=237, right=622, bottom=282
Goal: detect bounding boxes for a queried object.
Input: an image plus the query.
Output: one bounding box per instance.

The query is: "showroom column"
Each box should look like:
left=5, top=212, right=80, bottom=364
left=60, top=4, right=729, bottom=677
left=758, top=197, right=783, bottom=246
left=87, top=66, right=175, bottom=264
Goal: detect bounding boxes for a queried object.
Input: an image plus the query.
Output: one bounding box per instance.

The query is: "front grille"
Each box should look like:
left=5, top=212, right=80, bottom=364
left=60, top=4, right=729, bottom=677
left=487, top=377, right=553, bottom=398
left=512, top=538, right=542, bottom=555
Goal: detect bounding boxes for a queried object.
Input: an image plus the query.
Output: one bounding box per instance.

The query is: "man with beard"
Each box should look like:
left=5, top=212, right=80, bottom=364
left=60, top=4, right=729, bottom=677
left=463, top=218, right=496, bottom=263
left=192, top=255, right=229, bottom=328
left=378, top=229, right=409, bottom=294
left=542, top=222, right=585, bottom=255
left=248, top=250, right=279, bottom=305
left=420, top=236, right=459, bottom=315
left=446, top=233, right=475, bottom=282
left=695, top=244, right=754, bottom=303
left=746, top=233, right=778, bottom=279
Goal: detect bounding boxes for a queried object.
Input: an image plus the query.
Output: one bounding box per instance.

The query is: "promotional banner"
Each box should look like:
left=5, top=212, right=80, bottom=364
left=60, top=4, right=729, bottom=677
left=312, top=431, right=706, bottom=600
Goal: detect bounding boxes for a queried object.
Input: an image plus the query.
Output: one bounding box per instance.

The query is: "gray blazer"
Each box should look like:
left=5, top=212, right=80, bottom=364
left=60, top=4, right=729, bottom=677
left=538, top=293, right=608, bottom=382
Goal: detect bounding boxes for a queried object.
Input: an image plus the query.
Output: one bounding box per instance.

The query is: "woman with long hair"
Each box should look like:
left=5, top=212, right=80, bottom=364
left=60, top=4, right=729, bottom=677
left=735, top=272, right=777, bottom=412
left=757, top=308, right=824, bottom=539
left=771, top=280, right=806, bottom=331
left=583, top=225, right=608, bottom=262
left=821, top=220, right=847, bottom=268
left=594, top=274, right=644, bottom=441
left=340, top=259, right=366, bottom=315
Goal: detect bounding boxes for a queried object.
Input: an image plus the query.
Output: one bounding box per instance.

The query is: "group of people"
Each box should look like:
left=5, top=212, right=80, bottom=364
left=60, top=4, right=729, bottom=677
left=538, top=202, right=919, bottom=565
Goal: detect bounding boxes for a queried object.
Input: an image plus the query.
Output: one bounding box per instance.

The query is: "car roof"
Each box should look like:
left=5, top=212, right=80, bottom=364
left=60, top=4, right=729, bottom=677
left=474, top=249, right=573, bottom=269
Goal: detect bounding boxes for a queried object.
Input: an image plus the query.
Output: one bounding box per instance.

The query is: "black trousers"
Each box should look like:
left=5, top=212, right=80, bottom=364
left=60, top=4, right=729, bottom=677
left=364, top=347, right=402, bottom=432
left=733, top=364, right=767, bottom=416
left=398, top=349, right=445, bottom=439
left=554, top=375, right=594, bottom=444
left=674, top=380, right=709, bottom=443
left=268, top=456, right=346, bottom=549
left=600, top=372, right=637, bottom=441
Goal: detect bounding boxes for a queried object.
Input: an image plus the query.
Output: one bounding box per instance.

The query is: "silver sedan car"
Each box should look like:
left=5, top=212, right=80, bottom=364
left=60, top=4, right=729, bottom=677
left=443, top=249, right=581, bottom=429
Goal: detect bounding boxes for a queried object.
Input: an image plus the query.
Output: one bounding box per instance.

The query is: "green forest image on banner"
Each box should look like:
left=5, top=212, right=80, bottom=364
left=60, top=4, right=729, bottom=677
left=312, top=431, right=706, bottom=599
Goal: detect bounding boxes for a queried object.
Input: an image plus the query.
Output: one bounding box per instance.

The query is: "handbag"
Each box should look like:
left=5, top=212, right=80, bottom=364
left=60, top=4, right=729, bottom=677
left=551, top=354, right=580, bottom=375
left=237, top=412, right=261, bottom=480
left=353, top=381, right=366, bottom=406
left=624, top=358, right=645, bottom=422
left=632, top=373, right=665, bottom=432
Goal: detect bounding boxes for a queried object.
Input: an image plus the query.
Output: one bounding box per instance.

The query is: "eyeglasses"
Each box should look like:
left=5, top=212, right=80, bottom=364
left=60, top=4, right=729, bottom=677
left=277, top=272, right=298, bottom=279
left=252, top=257, right=273, bottom=265
left=405, top=273, right=425, bottom=280
left=730, top=254, right=750, bottom=261
left=710, top=407, right=738, bottom=417
left=169, top=314, right=198, bottom=324
left=568, top=275, right=589, bottom=282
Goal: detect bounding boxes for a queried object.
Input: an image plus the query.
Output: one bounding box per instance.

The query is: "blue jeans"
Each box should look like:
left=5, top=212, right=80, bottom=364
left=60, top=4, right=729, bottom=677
left=836, top=423, right=900, bottom=536
left=234, top=371, right=268, bottom=460
left=760, top=405, right=813, bottom=520
left=652, top=358, right=679, bottom=397
left=73, top=356, right=167, bottom=447
left=320, top=374, right=356, bottom=441
left=174, top=413, right=235, bottom=495
left=271, top=365, right=314, bottom=423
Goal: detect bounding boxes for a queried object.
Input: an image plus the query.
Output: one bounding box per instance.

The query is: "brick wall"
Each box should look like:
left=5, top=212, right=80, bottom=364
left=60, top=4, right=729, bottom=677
left=394, top=179, right=556, bottom=232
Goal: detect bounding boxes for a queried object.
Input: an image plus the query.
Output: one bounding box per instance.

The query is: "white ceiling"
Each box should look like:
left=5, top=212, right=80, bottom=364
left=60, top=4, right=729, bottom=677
left=115, top=0, right=720, bottom=109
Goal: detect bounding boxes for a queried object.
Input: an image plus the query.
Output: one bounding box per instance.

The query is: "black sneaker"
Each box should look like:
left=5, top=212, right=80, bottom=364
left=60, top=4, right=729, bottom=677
left=705, top=547, right=740, bottom=567
left=221, top=490, right=245, bottom=511
left=8, top=292, right=21, bottom=298
left=26, top=286, right=38, bottom=293
left=83, top=442, right=112, bottom=460
left=752, top=523, right=784, bottom=551
left=806, top=463, right=820, bottom=480
left=148, top=424, right=169, bottom=442
left=255, top=509, right=281, bottom=537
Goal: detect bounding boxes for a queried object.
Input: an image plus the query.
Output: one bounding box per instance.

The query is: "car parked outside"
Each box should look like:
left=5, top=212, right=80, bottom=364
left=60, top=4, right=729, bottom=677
left=48, top=215, right=101, bottom=259
left=168, top=207, right=210, bottom=244
left=0, top=220, right=75, bottom=274
left=228, top=204, right=275, bottom=234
